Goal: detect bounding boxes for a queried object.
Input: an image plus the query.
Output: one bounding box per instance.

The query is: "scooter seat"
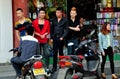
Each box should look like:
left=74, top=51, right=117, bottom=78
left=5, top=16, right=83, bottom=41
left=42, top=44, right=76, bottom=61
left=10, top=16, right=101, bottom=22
left=58, top=55, right=84, bottom=61
left=69, top=55, right=84, bottom=62
left=58, top=56, right=70, bottom=60
left=77, top=55, right=84, bottom=60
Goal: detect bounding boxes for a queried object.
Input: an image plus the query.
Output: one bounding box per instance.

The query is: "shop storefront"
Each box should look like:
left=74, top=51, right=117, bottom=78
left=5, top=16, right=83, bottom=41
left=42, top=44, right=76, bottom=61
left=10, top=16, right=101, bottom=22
left=0, top=0, right=120, bottom=63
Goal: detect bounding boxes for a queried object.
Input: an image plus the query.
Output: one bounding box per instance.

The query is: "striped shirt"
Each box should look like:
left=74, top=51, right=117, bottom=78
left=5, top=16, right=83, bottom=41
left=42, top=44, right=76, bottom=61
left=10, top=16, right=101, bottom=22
left=14, top=18, right=32, bottom=36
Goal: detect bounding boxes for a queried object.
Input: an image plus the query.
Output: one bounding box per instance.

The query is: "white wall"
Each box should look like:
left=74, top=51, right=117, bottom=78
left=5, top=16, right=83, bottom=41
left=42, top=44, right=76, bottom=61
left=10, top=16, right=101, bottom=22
left=0, top=0, right=13, bottom=63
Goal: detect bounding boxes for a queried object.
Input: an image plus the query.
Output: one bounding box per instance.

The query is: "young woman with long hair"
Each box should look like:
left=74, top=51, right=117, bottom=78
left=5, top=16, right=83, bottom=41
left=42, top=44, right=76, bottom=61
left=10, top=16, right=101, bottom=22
left=98, top=22, right=118, bottom=79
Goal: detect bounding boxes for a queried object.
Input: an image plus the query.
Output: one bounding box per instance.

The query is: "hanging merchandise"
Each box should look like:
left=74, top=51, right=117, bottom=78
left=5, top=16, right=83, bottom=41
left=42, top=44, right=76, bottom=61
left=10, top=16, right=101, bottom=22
left=117, top=0, right=120, bottom=7
left=102, top=0, right=107, bottom=8
left=98, top=3, right=103, bottom=11
left=106, top=0, right=112, bottom=8
left=113, top=0, right=117, bottom=7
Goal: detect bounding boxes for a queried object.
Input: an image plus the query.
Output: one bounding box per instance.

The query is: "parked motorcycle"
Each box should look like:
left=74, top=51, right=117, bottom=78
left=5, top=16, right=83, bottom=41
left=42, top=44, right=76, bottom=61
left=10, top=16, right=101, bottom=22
left=9, top=48, right=51, bottom=79
left=59, top=41, right=100, bottom=79
left=58, top=38, right=100, bottom=79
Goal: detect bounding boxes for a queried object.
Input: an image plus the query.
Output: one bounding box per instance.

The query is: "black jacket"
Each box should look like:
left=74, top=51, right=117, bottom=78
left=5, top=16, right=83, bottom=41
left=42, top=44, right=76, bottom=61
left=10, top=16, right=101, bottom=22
left=66, top=18, right=80, bottom=39
left=50, top=17, right=68, bottom=39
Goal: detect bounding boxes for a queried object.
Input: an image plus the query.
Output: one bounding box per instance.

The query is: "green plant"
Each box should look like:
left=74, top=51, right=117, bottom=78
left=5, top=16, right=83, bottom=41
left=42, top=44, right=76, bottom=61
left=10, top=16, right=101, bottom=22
left=29, top=0, right=36, bottom=12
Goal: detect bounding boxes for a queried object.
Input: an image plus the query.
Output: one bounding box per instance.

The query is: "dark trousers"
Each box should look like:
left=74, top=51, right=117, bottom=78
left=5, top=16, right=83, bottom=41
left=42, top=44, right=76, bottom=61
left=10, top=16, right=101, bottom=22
left=53, top=38, right=64, bottom=69
left=67, top=39, right=79, bottom=55
left=101, top=47, right=115, bottom=74
left=11, top=57, right=23, bottom=76
left=39, top=43, right=50, bottom=68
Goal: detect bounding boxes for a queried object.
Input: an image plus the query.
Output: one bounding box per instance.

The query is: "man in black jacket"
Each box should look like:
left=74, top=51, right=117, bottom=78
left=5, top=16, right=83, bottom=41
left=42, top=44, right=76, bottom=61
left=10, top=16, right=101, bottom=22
left=50, top=7, right=68, bottom=72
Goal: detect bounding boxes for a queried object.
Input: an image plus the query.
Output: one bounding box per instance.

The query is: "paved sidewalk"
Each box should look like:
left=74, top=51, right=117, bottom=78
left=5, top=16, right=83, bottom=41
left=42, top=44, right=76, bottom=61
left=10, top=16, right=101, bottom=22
left=0, top=64, right=15, bottom=77
left=0, top=61, right=120, bottom=79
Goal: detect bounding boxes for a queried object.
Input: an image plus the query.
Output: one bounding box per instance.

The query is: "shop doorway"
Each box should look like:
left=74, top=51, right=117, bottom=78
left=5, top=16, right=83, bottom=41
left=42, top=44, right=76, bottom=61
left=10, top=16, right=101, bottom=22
left=28, top=0, right=97, bottom=20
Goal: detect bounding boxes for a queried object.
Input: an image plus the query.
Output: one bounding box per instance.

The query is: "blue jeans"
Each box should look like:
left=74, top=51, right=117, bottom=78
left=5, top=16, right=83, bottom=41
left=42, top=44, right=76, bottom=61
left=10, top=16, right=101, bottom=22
left=11, top=57, right=23, bottom=76
left=67, top=39, right=79, bottom=55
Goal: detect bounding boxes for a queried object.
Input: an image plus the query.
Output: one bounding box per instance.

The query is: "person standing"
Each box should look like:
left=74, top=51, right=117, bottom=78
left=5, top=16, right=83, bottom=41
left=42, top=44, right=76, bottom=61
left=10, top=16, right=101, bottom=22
left=14, top=8, right=32, bottom=41
left=66, top=7, right=80, bottom=55
left=79, top=17, right=88, bottom=41
left=50, top=7, right=68, bottom=72
left=98, top=22, right=118, bottom=79
left=32, top=8, right=50, bottom=68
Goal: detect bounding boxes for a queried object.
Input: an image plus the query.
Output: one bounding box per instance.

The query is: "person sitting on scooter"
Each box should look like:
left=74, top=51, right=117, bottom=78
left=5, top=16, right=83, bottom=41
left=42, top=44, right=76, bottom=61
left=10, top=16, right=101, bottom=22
left=11, top=25, right=40, bottom=79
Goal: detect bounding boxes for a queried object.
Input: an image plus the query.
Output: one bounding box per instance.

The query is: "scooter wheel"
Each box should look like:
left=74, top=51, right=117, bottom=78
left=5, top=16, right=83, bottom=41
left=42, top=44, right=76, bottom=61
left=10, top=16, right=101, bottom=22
left=64, top=68, right=74, bottom=79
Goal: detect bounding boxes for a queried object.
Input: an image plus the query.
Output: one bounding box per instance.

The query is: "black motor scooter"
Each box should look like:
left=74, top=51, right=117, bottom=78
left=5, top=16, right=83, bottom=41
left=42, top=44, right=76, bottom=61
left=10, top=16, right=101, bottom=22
left=58, top=30, right=100, bottom=79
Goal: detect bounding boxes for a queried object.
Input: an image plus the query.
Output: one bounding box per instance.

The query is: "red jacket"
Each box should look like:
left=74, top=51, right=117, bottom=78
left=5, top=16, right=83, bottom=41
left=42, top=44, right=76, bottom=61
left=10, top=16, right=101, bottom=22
left=32, top=19, right=50, bottom=43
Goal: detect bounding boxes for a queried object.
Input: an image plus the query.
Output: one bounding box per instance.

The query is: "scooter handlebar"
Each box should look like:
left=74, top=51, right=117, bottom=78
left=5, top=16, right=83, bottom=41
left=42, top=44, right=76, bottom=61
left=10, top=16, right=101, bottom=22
left=9, top=47, right=18, bottom=52
left=75, top=39, right=97, bottom=51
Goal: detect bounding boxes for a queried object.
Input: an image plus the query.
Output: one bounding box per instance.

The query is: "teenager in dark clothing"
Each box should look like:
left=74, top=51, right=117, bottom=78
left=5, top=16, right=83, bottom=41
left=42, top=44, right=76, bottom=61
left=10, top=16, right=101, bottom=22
left=79, top=17, right=88, bottom=40
left=11, top=26, right=40, bottom=79
left=50, top=7, right=68, bottom=72
left=66, top=8, right=80, bottom=55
